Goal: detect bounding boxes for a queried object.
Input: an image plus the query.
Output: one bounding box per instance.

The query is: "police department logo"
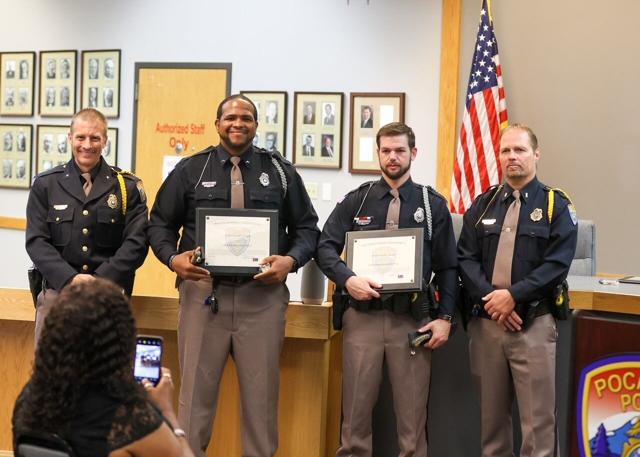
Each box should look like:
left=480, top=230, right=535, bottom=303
left=576, top=354, right=640, bottom=457
left=530, top=208, right=543, bottom=222
left=259, top=172, right=270, bottom=187
left=414, top=207, right=425, bottom=223
left=569, top=204, right=578, bottom=226
left=107, top=194, right=118, bottom=209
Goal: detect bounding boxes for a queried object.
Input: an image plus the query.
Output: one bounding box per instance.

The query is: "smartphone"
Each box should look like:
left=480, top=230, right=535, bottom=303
left=134, top=335, right=163, bottom=386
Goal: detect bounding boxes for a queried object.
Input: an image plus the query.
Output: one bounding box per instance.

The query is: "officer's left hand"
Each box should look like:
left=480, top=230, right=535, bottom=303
left=418, top=319, right=451, bottom=350
left=254, top=255, right=295, bottom=285
left=483, top=289, right=516, bottom=321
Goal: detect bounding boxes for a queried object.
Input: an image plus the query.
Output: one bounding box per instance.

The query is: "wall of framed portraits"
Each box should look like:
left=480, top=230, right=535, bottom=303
left=0, top=0, right=444, bottom=297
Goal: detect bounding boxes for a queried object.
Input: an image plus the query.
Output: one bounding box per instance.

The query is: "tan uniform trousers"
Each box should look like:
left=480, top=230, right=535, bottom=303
left=177, top=278, right=288, bottom=457
left=468, top=314, right=559, bottom=457
left=337, top=308, right=432, bottom=457
left=34, top=288, right=60, bottom=345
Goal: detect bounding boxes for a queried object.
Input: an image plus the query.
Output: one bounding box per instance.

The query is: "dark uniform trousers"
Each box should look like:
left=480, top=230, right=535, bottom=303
left=468, top=314, right=559, bottom=457
left=177, top=278, right=289, bottom=457
left=337, top=308, right=431, bottom=457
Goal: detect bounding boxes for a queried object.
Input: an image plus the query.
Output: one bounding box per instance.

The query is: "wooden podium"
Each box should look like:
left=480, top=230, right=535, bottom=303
left=0, top=289, right=342, bottom=457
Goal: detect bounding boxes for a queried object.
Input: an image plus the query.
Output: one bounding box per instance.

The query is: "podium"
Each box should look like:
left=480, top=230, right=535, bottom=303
left=0, top=289, right=342, bottom=457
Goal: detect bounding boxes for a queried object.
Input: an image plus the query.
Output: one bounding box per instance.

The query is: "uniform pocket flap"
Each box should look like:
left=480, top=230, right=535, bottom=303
left=46, top=207, right=74, bottom=223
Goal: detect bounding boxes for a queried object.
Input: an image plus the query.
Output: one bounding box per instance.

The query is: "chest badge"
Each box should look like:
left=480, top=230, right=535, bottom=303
left=201, top=181, right=216, bottom=188
left=414, top=207, right=425, bottom=223
left=354, top=216, right=372, bottom=226
left=530, top=208, right=543, bottom=222
left=259, top=172, right=270, bottom=187
left=107, top=194, right=119, bottom=210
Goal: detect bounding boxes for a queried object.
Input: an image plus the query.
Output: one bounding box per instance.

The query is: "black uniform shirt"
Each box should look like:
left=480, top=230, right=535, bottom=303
left=316, top=177, right=458, bottom=314
left=147, top=145, right=319, bottom=271
left=457, top=176, right=578, bottom=305
left=25, top=157, right=149, bottom=294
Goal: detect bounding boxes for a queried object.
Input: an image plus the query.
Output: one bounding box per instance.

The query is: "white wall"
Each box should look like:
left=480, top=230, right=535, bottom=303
left=0, top=0, right=443, bottom=297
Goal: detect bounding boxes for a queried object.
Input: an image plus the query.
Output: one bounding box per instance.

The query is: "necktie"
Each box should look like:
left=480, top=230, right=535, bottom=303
left=230, top=157, right=244, bottom=209
left=492, top=190, right=521, bottom=288
left=385, top=189, right=400, bottom=230
left=82, top=172, right=92, bottom=197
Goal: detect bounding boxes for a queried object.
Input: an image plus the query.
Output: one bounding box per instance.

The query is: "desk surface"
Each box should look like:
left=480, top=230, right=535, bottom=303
left=567, top=275, right=640, bottom=315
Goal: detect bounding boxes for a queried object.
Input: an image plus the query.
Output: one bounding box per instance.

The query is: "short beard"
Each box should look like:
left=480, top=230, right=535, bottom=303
left=381, top=162, right=410, bottom=181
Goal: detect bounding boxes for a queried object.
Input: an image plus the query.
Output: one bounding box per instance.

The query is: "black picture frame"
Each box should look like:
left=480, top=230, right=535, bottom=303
left=81, top=49, right=121, bottom=118
left=0, top=51, right=36, bottom=116
left=0, top=123, right=33, bottom=189
left=38, top=50, right=77, bottom=117
left=345, top=227, right=423, bottom=292
left=195, top=208, right=278, bottom=275
left=240, top=90, right=288, bottom=157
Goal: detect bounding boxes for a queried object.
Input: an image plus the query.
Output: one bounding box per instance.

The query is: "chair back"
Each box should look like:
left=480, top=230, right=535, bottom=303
left=14, top=431, right=75, bottom=457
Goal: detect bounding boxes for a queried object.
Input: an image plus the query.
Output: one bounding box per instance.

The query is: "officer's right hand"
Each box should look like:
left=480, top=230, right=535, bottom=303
left=500, top=310, right=523, bottom=332
left=345, top=276, right=381, bottom=301
left=171, top=251, right=211, bottom=281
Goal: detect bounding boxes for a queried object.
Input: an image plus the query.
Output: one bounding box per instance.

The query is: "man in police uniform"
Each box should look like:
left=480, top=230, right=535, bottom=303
left=316, top=122, right=457, bottom=457
left=25, top=108, right=148, bottom=343
left=457, top=124, right=578, bottom=457
left=147, top=94, right=319, bottom=457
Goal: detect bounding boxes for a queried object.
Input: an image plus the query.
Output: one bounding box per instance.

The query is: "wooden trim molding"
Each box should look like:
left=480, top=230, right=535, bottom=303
left=0, top=216, right=26, bottom=231
left=436, top=0, right=462, bottom=202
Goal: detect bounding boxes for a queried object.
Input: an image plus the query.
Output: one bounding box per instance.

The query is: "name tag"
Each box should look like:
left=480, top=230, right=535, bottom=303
left=201, top=181, right=217, bottom=188
left=482, top=219, right=496, bottom=225
left=53, top=204, right=68, bottom=210
left=354, top=216, right=373, bottom=226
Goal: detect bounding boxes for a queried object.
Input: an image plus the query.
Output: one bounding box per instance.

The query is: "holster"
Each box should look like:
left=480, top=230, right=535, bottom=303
left=27, top=265, right=43, bottom=308
left=332, top=288, right=349, bottom=331
left=550, top=280, right=570, bottom=320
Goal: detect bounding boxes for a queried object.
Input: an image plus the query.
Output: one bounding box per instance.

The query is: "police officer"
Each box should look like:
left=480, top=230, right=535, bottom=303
left=25, top=108, right=148, bottom=343
left=457, top=124, right=578, bottom=457
left=147, top=94, right=319, bottom=457
left=316, top=122, right=457, bottom=457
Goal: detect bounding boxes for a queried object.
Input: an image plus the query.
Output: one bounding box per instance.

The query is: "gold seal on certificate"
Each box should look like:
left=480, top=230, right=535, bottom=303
left=345, top=227, right=424, bottom=292
left=195, top=208, right=278, bottom=275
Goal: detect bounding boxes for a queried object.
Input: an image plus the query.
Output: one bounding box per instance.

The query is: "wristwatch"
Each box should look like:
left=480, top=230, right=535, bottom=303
left=438, top=313, right=454, bottom=323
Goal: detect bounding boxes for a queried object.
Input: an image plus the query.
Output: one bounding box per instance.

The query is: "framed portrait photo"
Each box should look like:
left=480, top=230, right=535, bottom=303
left=81, top=49, right=121, bottom=118
left=293, top=91, right=343, bottom=169
left=349, top=92, right=405, bottom=174
left=36, top=125, right=71, bottom=174
left=240, top=91, right=287, bottom=157
left=102, top=127, right=118, bottom=166
left=0, top=124, right=33, bottom=189
left=39, top=50, right=77, bottom=117
left=0, top=52, right=36, bottom=116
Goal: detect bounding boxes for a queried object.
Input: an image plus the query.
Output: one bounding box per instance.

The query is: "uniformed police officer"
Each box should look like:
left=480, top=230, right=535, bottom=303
left=457, top=124, right=578, bottom=457
left=25, top=108, right=148, bottom=343
left=147, top=94, right=319, bottom=457
left=316, top=122, right=457, bottom=457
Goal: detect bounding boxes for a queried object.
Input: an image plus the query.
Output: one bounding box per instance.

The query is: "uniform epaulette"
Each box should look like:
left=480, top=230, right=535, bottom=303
left=37, top=164, right=67, bottom=178
left=110, top=166, right=140, bottom=181
left=358, top=180, right=376, bottom=190
left=425, top=185, right=447, bottom=202
left=261, top=148, right=292, bottom=166
left=191, top=146, right=216, bottom=157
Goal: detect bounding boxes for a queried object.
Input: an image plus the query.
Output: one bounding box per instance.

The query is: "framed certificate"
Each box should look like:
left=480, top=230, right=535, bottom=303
left=346, top=227, right=423, bottom=292
left=195, top=208, right=278, bottom=275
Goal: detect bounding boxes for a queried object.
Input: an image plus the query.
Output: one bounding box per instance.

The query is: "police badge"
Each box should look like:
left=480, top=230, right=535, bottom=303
left=414, top=207, right=425, bottom=223
left=107, top=194, right=118, bottom=209
left=259, top=172, right=270, bottom=187
left=530, top=208, right=543, bottom=222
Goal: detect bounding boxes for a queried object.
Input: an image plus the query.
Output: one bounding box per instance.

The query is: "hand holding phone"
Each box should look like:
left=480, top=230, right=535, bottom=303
left=134, top=335, right=164, bottom=386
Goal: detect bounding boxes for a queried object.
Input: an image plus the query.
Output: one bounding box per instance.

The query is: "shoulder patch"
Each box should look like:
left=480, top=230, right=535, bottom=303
left=136, top=180, right=147, bottom=203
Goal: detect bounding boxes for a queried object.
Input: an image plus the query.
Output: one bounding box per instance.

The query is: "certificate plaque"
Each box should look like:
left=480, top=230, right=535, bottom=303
left=195, top=208, right=278, bottom=275
left=345, top=228, right=423, bottom=292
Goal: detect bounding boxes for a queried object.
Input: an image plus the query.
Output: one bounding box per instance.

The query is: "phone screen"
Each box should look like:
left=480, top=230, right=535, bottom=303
left=134, top=335, right=163, bottom=386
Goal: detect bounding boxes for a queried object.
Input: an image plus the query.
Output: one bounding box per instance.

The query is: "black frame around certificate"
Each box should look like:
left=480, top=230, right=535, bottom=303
left=195, top=208, right=278, bottom=275
left=345, top=227, right=424, bottom=292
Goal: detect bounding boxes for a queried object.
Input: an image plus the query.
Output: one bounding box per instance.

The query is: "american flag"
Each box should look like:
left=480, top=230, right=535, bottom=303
left=450, top=0, right=508, bottom=213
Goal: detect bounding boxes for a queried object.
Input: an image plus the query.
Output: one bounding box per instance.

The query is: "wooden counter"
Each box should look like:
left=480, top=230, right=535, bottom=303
left=0, top=289, right=342, bottom=457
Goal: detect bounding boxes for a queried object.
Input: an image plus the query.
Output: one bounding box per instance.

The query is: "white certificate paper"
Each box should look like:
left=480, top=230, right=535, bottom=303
left=204, top=215, right=271, bottom=267
left=351, top=235, right=417, bottom=285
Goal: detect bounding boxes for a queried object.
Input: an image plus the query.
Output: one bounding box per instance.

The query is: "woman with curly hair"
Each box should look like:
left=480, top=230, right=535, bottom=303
left=12, top=278, right=194, bottom=457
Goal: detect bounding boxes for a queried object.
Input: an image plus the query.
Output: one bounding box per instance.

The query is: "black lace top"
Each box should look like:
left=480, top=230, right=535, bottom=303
left=14, top=387, right=164, bottom=457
